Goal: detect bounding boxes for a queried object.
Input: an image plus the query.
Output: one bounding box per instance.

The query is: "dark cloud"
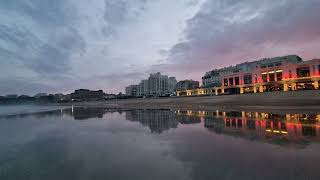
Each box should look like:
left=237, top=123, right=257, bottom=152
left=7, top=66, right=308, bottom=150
left=163, top=0, right=320, bottom=81
left=1, top=0, right=320, bottom=95
left=103, top=0, right=147, bottom=36
left=104, top=0, right=128, bottom=26
left=1, top=0, right=78, bottom=27
left=0, top=0, right=86, bottom=95
left=0, top=79, right=55, bottom=96
left=80, top=71, right=148, bottom=92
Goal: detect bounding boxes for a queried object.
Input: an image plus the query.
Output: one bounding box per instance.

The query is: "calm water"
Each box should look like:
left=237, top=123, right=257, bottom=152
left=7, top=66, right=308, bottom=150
left=0, top=106, right=320, bottom=180
left=0, top=105, right=65, bottom=116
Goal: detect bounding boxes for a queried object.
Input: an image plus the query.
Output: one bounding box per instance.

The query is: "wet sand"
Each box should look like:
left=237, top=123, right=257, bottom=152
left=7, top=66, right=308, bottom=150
left=64, top=90, right=320, bottom=114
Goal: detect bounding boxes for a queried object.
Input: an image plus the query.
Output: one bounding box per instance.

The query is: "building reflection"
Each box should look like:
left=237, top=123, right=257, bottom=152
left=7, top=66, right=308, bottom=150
left=175, top=110, right=202, bottom=124
left=125, top=109, right=178, bottom=134
left=71, top=107, right=105, bottom=120
left=175, top=110, right=320, bottom=147
left=2, top=107, right=320, bottom=144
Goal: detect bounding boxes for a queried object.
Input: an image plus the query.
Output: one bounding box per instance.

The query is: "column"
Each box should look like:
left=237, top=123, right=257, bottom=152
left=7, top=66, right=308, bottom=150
left=259, top=86, right=264, bottom=93
left=221, top=88, right=225, bottom=94
left=253, top=87, right=257, bottom=93
left=291, top=83, right=297, bottom=91
left=187, top=90, right=192, bottom=96
left=215, top=88, right=218, bottom=96
left=314, top=81, right=319, bottom=90
left=283, top=83, right=288, bottom=92
left=240, top=87, right=244, bottom=94
left=242, top=111, right=245, bottom=119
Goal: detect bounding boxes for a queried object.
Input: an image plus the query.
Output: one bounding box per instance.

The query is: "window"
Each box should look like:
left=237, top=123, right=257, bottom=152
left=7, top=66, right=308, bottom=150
left=261, top=64, right=267, bottom=69
left=235, top=77, right=240, bottom=85
left=229, top=78, right=234, bottom=86
left=244, top=75, right=252, bottom=84
left=224, top=78, right=228, bottom=86
left=262, top=74, right=268, bottom=82
left=318, top=65, right=320, bottom=74
left=275, top=62, right=282, bottom=67
left=276, top=72, right=282, bottom=81
left=297, top=67, right=310, bottom=78
left=269, top=73, right=275, bottom=82
left=268, top=64, right=274, bottom=68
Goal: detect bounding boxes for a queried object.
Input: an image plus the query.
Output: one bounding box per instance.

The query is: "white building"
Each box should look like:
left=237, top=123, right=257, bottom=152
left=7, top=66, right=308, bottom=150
left=125, top=72, right=177, bottom=97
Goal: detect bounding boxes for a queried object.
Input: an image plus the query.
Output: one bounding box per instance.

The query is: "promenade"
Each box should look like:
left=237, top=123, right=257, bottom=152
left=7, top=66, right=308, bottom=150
left=68, top=90, right=320, bottom=113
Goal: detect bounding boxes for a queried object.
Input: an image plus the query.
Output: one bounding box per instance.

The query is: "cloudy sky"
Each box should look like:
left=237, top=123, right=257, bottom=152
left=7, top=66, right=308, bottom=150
left=1, top=0, right=320, bottom=95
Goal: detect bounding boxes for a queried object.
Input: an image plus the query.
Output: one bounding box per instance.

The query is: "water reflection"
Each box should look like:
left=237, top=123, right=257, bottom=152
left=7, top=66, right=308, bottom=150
left=177, top=110, right=320, bottom=147
left=2, top=107, right=320, bottom=145
left=1, top=107, right=320, bottom=180
left=126, top=109, right=178, bottom=133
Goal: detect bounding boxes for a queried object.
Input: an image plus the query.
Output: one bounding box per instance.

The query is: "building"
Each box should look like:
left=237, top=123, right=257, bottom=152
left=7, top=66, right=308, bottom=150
left=71, top=89, right=104, bottom=101
left=137, top=80, right=149, bottom=97
left=176, top=80, right=200, bottom=91
left=168, top=77, right=178, bottom=93
left=177, top=55, right=320, bottom=96
left=147, top=73, right=177, bottom=96
left=105, top=94, right=117, bottom=100
left=125, top=72, right=177, bottom=97
left=125, top=85, right=139, bottom=97
left=148, top=72, right=168, bottom=96
left=34, top=93, right=48, bottom=98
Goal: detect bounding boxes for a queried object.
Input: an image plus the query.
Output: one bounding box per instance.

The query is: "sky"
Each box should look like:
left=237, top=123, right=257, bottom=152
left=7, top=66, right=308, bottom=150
left=1, top=0, right=320, bottom=95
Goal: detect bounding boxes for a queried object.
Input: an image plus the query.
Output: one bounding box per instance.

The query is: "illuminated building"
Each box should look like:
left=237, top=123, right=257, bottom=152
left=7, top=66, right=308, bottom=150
left=175, top=80, right=200, bottom=96
left=177, top=55, right=320, bottom=96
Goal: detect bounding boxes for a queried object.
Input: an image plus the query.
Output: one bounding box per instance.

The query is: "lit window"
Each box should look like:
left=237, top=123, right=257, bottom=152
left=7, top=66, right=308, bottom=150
left=275, top=62, right=282, bottom=66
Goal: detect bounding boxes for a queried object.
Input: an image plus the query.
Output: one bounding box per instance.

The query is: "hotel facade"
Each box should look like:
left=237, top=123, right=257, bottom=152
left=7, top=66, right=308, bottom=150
left=176, top=55, right=320, bottom=96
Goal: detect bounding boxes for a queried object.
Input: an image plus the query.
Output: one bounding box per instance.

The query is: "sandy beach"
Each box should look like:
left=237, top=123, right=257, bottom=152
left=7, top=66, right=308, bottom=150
left=64, top=90, right=320, bottom=113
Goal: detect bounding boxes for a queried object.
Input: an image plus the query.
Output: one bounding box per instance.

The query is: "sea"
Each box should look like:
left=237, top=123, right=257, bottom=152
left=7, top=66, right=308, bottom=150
left=0, top=105, right=320, bottom=180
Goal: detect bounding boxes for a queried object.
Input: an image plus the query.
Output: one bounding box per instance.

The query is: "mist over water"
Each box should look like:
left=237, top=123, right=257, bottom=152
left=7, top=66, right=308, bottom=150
left=0, top=106, right=320, bottom=180
left=0, top=105, right=68, bottom=116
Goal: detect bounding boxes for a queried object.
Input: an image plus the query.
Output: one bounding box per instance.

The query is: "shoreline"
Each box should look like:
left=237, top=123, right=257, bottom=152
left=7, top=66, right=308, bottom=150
left=59, top=90, right=320, bottom=114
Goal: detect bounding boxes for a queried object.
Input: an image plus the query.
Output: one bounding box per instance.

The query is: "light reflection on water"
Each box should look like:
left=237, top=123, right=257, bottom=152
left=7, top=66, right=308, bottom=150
left=0, top=107, right=320, bottom=180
